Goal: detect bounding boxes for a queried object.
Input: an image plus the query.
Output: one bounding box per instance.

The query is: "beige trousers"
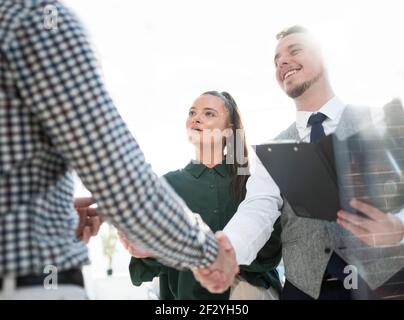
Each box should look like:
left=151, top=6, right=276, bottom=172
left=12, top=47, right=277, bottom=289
left=229, top=276, right=279, bottom=300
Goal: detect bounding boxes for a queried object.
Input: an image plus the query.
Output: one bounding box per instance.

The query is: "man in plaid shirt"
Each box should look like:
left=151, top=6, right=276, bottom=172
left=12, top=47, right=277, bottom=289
left=0, top=0, right=237, bottom=299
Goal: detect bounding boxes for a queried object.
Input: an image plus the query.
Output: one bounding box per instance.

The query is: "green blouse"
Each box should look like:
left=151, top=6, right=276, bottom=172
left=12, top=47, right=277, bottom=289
left=129, top=161, right=282, bottom=300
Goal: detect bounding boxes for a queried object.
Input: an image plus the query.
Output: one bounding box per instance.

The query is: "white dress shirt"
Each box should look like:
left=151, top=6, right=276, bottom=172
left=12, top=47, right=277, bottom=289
left=224, top=96, right=404, bottom=265
left=295, top=96, right=345, bottom=141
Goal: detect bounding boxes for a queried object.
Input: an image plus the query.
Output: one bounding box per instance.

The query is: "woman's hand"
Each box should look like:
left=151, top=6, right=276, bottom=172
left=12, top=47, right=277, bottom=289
left=75, top=197, right=103, bottom=244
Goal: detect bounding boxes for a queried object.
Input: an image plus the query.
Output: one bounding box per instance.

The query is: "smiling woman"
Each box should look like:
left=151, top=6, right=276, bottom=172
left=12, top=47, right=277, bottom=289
left=186, top=93, right=232, bottom=165
left=123, top=91, right=282, bottom=300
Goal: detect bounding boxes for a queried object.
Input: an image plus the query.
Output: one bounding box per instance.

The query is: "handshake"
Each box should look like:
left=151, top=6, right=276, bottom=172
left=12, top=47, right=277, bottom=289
left=119, top=230, right=239, bottom=294
left=74, top=197, right=240, bottom=294
left=192, top=231, right=239, bottom=293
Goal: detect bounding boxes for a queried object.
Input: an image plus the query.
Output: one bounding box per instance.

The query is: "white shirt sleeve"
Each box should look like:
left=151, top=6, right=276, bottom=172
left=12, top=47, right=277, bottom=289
left=223, top=156, right=282, bottom=265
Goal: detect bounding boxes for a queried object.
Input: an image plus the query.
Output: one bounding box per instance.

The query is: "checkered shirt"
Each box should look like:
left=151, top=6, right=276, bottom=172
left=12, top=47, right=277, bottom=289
left=0, top=0, right=217, bottom=276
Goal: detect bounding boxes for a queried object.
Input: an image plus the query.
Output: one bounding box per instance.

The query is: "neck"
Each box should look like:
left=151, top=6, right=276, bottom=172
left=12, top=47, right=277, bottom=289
left=195, top=145, right=224, bottom=168
left=294, top=79, right=334, bottom=112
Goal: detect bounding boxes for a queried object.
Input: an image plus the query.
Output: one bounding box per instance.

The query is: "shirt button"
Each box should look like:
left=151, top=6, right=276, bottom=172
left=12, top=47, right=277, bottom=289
left=213, top=209, right=219, bottom=214
left=210, top=185, right=215, bottom=189
left=324, top=248, right=331, bottom=254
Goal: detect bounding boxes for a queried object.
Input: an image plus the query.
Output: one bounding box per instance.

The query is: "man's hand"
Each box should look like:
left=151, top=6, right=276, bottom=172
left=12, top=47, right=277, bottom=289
left=118, top=231, right=153, bottom=258
left=192, top=231, right=239, bottom=293
left=75, top=197, right=102, bottom=244
left=337, top=199, right=404, bottom=247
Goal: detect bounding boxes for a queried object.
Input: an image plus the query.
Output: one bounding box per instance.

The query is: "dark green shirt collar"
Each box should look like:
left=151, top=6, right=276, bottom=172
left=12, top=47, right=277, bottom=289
left=185, top=160, right=228, bottom=178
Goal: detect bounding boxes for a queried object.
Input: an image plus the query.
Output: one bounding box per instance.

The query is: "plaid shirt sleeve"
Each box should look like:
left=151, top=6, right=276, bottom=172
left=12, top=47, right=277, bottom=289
left=6, top=1, right=217, bottom=269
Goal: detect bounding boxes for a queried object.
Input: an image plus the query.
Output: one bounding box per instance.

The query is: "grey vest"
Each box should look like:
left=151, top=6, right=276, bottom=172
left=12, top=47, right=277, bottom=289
left=276, top=106, right=404, bottom=299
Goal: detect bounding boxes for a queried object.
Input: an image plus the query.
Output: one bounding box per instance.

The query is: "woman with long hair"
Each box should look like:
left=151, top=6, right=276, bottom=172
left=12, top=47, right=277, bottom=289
left=120, top=91, right=282, bottom=299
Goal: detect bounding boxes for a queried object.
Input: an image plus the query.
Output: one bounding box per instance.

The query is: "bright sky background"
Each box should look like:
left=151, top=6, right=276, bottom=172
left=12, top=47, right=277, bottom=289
left=60, top=0, right=404, bottom=289
left=64, top=0, right=404, bottom=176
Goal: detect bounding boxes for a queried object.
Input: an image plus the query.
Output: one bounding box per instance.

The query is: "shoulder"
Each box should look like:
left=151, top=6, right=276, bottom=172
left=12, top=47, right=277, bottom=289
left=339, top=104, right=373, bottom=127
left=0, top=1, right=29, bottom=47
left=334, top=104, right=373, bottom=139
left=1, top=0, right=67, bottom=24
left=1, top=0, right=82, bottom=50
left=272, top=122, right=297, bottom=141
left=162, top=168, right=193, bottom=188
left=163, top=168, right=186, bottom=181
left=343, top=104, right=372, bottom=119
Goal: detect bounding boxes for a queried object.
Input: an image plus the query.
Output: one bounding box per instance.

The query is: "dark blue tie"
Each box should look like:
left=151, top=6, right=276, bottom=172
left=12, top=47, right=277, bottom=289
left=308, top=112, right=327, bottom=143
left=308, top=112, right=348, bottom=280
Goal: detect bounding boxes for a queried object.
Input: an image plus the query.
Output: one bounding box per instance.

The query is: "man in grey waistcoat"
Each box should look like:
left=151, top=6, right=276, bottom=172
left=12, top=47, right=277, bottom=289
left=195, top=25, right=404, bottom=299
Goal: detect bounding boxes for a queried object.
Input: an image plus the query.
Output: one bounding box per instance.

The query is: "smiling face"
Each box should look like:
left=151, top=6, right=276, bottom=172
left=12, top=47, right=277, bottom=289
left=186, top=94, right=231, bottom=147
left=274, top=33, right=326, bottom=99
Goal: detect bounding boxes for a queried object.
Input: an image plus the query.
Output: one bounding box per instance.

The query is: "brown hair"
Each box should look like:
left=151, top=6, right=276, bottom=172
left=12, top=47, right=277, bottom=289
left=276, top=25, right=308, bottom=41
left=202, top=91, right=249, bottom=203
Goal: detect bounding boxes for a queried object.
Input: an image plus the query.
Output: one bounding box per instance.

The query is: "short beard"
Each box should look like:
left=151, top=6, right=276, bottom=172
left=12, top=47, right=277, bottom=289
left=286, top=72, right=323, bottom=99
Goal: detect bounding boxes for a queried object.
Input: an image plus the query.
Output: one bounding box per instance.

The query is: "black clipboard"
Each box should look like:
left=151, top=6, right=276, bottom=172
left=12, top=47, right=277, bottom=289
left=254, top=124, right=404, bottom=222
left=254, top=135, right=341, bottom=221
left=254, top=101, right=404, bottom=222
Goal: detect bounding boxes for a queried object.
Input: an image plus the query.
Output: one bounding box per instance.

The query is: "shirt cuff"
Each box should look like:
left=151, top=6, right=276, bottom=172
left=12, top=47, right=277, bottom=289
left=223, top=230, right=254, bottom=266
